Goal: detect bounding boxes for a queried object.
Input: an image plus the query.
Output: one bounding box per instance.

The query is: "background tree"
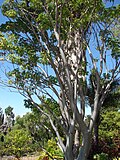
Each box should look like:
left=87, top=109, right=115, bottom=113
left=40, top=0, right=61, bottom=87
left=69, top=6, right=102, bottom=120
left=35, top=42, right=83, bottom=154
left=0, top=107, right=4, bottom=127
left=0, top=0, right=120, bottom=160
left=87, top=79, right=120, bottom=159
left=0, top=128, right=36, bottom=159
left=0, top=106, right=15, bottom=144
left=97, top=110, right=120, bottom=159
left=99, top=111, right=120, bottom=139
left=14, top=107, right=56, bottom=147
left=0, top=106, right=62, bottom=159
left=87, top=78, right=120, bottom=155
left=0, top=107, right=4, bottom=143
left=5, top=106, right=15, bottom=130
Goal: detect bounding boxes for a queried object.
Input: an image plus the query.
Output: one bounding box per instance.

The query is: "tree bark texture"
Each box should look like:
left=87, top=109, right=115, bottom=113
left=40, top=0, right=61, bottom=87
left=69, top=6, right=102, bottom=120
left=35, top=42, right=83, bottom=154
left=93, top=112, right=100, bottom=153
left=77, top=132, right=91, bottom=160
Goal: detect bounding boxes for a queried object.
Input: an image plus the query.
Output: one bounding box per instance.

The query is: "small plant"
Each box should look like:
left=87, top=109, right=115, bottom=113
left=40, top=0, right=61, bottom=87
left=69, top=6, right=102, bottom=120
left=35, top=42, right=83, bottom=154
left=38, top=138, right=64, bottom=160
left=94, top=153, right=108, bottom=160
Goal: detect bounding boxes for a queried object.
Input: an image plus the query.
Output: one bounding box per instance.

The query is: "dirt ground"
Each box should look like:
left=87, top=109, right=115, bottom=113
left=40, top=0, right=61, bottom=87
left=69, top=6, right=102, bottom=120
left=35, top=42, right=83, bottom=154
left=0, top=156, right=39, bottom=160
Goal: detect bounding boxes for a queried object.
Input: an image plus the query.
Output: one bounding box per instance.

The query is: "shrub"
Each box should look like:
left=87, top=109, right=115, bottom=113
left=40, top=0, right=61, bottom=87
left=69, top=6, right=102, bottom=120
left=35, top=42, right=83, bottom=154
left=94, top=153, right=108, bottom=160
left=38, top=138, right=63, bottom=160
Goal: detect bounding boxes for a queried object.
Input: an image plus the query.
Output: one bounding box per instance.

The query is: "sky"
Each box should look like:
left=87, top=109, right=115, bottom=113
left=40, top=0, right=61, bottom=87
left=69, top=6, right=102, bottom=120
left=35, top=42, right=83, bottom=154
left=0, top=0, right=119, bottom=117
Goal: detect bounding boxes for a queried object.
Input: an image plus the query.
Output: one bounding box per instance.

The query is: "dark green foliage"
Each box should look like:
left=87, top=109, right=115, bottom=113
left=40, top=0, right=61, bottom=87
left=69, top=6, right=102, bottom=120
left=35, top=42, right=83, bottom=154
left=94, top=153, right=108, bottom=160
left=88, top=111, right=120, bottom=160
left=14, top=112, right=53, bottom=145
left=0, top=129, right=36, bottom=158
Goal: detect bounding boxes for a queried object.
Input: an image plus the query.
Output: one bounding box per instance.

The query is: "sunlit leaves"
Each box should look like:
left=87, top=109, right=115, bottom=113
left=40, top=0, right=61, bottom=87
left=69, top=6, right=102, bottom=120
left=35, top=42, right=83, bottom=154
left=7, top=68, right=44, bottom=94
left=0, top=33, right=18, bottom=52
left=107, top=37, right=120, bottom=59
left=3, top=129, right=34, bottom=158
left=4, top=9, right=17, bottom=18
left=39, top=51, right=49, bottom=65
left=43, top=138, right=63, bottom=159
left=99, top=28, right=120, bottom=60
left=37, top=13, right=52, bottom=30
left=2, top=0, right=18, bottom=19
left=29, top=0, right=43, bottom=9
left=99, top=111, right=120, bottom=138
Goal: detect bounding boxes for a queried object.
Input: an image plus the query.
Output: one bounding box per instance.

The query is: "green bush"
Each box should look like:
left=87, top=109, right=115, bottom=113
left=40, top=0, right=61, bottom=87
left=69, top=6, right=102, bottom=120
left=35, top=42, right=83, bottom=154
left=94, top=153, right=108, bottom=160
left=38, top=138, right=63, bottom=160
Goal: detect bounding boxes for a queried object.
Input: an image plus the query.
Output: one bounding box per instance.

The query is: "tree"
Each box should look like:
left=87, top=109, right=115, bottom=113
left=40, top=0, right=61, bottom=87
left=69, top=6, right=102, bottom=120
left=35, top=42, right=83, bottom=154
left=0, top=107, right=4, bottom=142
left=14, top=109, right=56, bottom=146
left=98, top=111, right=120, bottom=159
left=0, top=110, right=47, bottom=158
left=102, top=80, right=120, bottom=111
left=0, top=106, right=15, bottom=143
left=0, top=128, right=35, bottom=158
left=0, top=107, right=4, bottom=127
left=87, top=80, right=120, bottom=159
left=99, top=111, right=120, bottom=139
left=87, top=78, right=120, bottom=155
left=5, top=106, right=15, bottom=129
left=0, top=0, right=120, bottom=160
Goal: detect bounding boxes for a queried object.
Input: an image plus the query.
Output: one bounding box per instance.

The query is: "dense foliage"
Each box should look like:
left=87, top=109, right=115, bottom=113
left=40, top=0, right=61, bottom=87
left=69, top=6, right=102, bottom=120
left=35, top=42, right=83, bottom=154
left=0, top=106, right=120, bottom=159
left=1, top=129, right=35, bottom=158
left=89, top=111, right=120, bottom=160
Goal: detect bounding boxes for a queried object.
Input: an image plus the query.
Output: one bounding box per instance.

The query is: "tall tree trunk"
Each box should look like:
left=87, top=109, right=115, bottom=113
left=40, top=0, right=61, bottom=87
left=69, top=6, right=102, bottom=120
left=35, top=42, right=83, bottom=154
left=93, top=111, right=100, bottom=153
left=73, top=129, right=80, bottom=159
left=64, top=151, right=74, bottom=160
left=64, top=144, right=74, bottom=160
left=77, top=131, right=91, bottom=160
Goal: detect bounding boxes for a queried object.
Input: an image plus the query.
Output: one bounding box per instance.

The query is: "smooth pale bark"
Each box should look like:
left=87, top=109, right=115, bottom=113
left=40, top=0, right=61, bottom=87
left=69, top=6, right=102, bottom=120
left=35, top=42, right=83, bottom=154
left=64, top=130, right=91, bottom=160
left=73, top=130, right=80, bottom=159
left=64, top=131, right=74, bottom=160
left=64, top=148, right=74, bottom=160
left=77, top=132, right=91, bottom=160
